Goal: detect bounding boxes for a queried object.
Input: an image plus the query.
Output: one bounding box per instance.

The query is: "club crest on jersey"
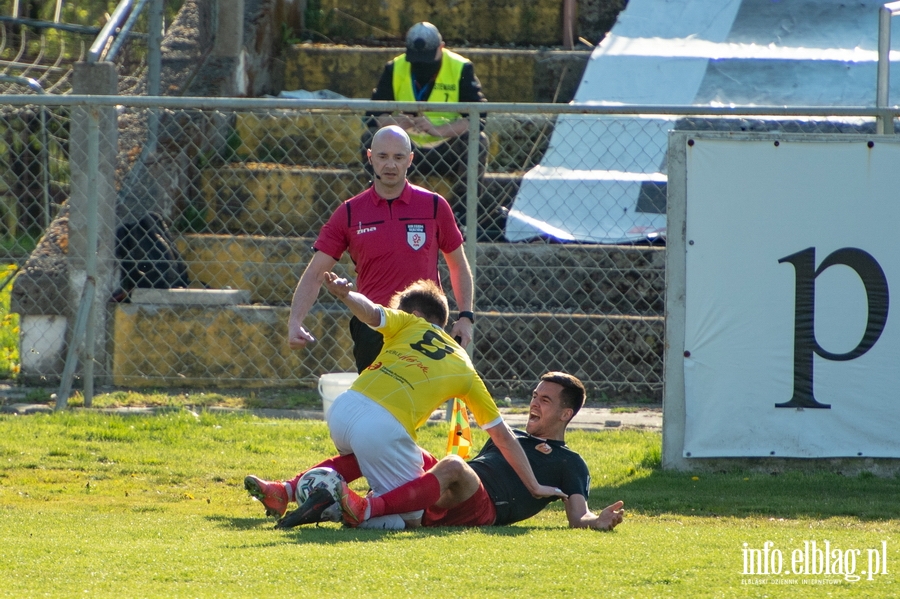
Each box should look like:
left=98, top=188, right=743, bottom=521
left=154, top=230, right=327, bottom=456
left=406, top=224, right=426, bottom=250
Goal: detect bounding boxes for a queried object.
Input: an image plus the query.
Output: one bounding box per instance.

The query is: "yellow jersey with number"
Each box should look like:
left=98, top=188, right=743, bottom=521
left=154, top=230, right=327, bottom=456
left=350, top=307, right=501, bottom=439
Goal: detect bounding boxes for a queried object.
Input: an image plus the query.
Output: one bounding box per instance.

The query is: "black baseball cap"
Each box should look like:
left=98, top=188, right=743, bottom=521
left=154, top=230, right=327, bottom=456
left=405, top=22, right=443, bottom=63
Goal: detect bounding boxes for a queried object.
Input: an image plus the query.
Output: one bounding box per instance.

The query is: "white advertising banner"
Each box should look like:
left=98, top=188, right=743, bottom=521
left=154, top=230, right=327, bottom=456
left=682, top=136, right=900, bottom=457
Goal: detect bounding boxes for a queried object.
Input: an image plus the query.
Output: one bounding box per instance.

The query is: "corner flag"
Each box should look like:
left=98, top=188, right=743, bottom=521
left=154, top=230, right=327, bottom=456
left=446, top=398, right=472, bottom=459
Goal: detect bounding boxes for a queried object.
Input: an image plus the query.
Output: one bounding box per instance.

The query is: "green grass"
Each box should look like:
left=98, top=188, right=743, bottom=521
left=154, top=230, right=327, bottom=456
left=0, top=411, right=897, bottom=598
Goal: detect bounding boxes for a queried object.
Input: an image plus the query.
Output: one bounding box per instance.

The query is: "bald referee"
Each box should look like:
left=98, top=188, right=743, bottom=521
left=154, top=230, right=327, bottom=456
left=287, top=125, right=474, bottom=372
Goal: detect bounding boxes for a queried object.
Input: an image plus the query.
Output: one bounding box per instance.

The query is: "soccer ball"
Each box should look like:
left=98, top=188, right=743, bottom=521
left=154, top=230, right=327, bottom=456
left=296, top=466, right=344, bottom=504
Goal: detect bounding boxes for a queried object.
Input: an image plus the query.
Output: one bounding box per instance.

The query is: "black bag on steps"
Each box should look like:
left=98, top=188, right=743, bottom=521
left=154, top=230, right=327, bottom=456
left=115, top=212, right=191, bottom=293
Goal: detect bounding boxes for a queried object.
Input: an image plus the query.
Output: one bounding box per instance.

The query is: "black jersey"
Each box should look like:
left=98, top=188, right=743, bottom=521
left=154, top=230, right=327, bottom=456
left=469, top=429, right=591, bottom=526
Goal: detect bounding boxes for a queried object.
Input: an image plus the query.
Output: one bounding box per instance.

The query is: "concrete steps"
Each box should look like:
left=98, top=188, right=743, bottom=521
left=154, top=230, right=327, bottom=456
left=112, top=303, right=355, bottom=386
left=195, top=163, right=527, bottom=237
left=284, top=46, right=589, bottom=103
left=108, top=1, right=666, bottom=396
left=230, top=111, right=555, bottom=171
left=112, top=298, right=662, bottom=394
left=175, top=235, right=665, bottom=312
left=302, top=0, right=570, bottom=46
left=475, top=312, right=663, bottom=397
left=197, top=111, right=557, bottom=238
left=475, top=243, right=665, bottom=316
left=198, top=164, right=369, bottom=235
left=121, top=236, right=666, bottom=392
left=231, top=111, right=369, bottom=167
left=174, top=234, right=354, bottom=305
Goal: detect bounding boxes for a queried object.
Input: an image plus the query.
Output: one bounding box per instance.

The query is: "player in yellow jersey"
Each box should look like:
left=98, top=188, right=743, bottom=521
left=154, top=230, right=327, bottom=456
left=248, top=275, right=564, bottom=529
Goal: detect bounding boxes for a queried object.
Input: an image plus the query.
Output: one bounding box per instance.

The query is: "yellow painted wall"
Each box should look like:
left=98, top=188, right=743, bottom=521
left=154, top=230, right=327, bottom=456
left=112, top=304, right=354, bottom=386
left=175, top=235, right=358, bottom=305
left=233, top=112, right=368, bottom=166
left=284, top=47, right=539, bottom=102
left=312, top=0, right=564, bottom=45
left=199, top=164, right=369, bottom=236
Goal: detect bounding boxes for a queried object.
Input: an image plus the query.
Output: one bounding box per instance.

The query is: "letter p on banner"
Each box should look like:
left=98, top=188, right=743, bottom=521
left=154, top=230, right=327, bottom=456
left=778, top=247, right=889, bottom=409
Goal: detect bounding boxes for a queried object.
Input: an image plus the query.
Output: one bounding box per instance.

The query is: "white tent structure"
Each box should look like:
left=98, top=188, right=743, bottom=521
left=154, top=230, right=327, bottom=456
left=505, top=0, right=900, bottom=243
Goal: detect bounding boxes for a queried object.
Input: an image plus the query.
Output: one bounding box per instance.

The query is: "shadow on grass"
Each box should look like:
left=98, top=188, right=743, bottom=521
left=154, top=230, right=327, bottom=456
left=206, top=514, right=533, bottom=541
left=283, top=524, right=534, bottom=544
left=207, top=515, right=271, bottom=531
left=596, top=468, right=900, bottom=521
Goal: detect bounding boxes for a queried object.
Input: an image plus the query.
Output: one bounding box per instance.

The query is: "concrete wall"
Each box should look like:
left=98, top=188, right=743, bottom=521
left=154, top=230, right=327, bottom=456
left=301, top=0, right=626, bottom=46
left=284, top=45, right=590, bottom=102
left=175, top=235, right=665, bottom=309
left=112, top=303, right=355, bottom=386
left=119, top=236, right=665, bottom=398
left=110, top=299, right=662, bottom=398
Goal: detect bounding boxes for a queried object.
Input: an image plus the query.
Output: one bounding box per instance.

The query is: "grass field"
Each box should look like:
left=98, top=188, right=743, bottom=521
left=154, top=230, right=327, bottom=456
left=0, top=409, right=897, bottom=598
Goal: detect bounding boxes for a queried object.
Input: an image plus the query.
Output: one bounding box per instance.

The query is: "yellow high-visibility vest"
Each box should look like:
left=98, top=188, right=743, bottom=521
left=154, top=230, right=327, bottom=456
left=393, top=49, right=468, bottom=146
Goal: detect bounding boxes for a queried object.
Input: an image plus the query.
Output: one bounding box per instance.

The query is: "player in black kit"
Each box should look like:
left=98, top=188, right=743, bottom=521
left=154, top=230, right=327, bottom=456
left=246, top=372, right=624, bottom=531
left=338, top=371, right=625, bottom=530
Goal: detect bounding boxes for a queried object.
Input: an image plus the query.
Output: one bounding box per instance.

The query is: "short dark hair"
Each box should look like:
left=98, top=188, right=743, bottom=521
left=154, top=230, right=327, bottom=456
left=391, top=279, right=449, bottom=326
left=540, top=371, right=585, bottom=416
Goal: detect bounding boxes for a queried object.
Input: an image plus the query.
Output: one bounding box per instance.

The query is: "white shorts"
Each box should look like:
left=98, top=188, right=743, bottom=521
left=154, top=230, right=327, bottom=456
left=326, top=390, right=425, bottom=518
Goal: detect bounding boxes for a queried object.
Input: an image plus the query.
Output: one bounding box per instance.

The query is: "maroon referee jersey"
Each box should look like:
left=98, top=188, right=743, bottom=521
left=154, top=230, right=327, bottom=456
left=313, top=182, right=464, bottom=306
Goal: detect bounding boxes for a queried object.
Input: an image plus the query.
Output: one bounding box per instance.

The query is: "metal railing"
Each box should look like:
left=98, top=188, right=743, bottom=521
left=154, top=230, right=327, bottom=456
left=88, top=0, right=146, bottom=63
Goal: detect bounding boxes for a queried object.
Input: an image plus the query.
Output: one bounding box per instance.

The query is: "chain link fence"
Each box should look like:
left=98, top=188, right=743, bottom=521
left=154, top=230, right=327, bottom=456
left=0, top=103, right=68, bottom=252
left=0, top=0, right=183, bottom=96
left=2, top=96, right=892, bottom=402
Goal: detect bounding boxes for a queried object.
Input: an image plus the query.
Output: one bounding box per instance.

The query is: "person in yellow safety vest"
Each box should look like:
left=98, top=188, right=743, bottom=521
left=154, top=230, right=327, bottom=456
left=391, top=46, right=469, bottom=148
left=364, top=22, right=492, bottom=234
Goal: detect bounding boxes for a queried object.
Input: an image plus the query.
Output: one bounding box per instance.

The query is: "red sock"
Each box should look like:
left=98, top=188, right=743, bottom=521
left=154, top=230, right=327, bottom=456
left=317, top=454, right=363, bottom=483
left=288, top=454, right=363, bottom=500
left=368, top=473, right=442, bottom=519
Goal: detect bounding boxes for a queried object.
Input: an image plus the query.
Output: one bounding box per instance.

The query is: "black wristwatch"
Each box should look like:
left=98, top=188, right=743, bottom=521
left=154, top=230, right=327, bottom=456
left=458, top=311, right=475, bottom=323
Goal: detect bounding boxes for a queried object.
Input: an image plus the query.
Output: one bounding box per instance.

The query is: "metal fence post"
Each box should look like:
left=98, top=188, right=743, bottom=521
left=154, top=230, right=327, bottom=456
left=147, top=0, right=163, bottom=152
left=876, top=2, right=900, bottom=134
left=443, top=107, right=483, bottom=421
left=465, top=106, right=479, bottom=342
left=82, top=108, right=99, bottom=405
left=62, top=65, right=118, bottom=406
left=57, top=109, right=99, bottom=409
